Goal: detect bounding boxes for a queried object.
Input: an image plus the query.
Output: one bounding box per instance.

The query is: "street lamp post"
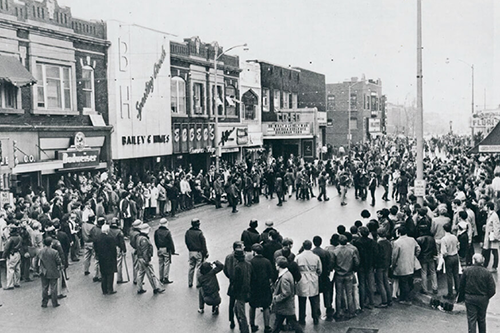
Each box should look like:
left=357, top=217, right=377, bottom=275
left=212, top=42, right=247, bottom=172
left=416, top=0, right=424, bottom=205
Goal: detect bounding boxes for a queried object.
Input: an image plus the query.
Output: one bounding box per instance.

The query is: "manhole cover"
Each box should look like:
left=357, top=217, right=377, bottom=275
left=346, top=329, right=379, bottom=333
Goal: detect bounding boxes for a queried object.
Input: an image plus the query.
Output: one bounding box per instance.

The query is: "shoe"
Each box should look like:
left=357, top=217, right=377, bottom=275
left=341, top=202, right=347, bottom=206
left=313, top=318, right=319, bottom=325
left=137, top=289, right=147, bottom=294
left=399, top=300, right=412, bottom=306
left=251, top=324, right=259, bottom=332
left=387, top=302, right=393, bottom=307
left=57, top=294, right=67, bottom=299
left=198, top=309, right=204, bottom=314
left=53, top=303, right=60, bottom=308
left=232, top=210, right=238, bottom=213
left=93, top=277, right=101, bottom=282
left=230, top=322, right=236, bottom=329
left=325, top=198, right=330, bottom=201
left=3, top=287, right=14, bottom=290
left=298, top=319, right=306, bottom=325
left=420, top=290, right=429, bottom=295
left=433, top=290, right=439, bottom=295
left=163, top=279, right=173, bottom=284
left=277, top=203, right=282, bottom=206
left=375, top=303, right=388, bottom=308
left=489, top=268, right=498, bottom=273
left=264, top=327, right=272, bottom=333
left=14, top=285, right=20, bottom=288
left=317, top=198, right=322, bottom=201
left=117, top=280, right=128, bottom=284
left=24, top=279, right=33, bottom=282
left=188, top=284, right=193, bottom=288
left=41, top=304, right=47, bottom=308
left=153, top=288, right=165, bottom=294
left=364, top=304, right=373, bottom=310
left=108, top=291, right=117, bottom=295
left=84, top=271, right=90, bottom=276
left=72, top=258, right=80, bottom=262
left=212, top=306, right=219, bottom=315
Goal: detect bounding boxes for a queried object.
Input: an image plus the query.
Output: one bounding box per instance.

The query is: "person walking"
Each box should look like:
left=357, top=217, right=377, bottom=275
left=458, top=254, right=496, bottom=333
left=93, top=224, right=117, bottom=295
left=154, top=218, right=175, bottom=284
left=129, top=219, right=143, bottom=285
left=3, top=225, right=22, bottom=290
left=368, top=172, right=377, bottom=207
left=37, top=237, right=63, bottom=308
left=296, top=240, right=322, bottom=326
left=391, top=226, right=421, bottom=305
left=317, top=171, right=329, bottom=202
left=185, top=218, right=208, bottom=288
left=271, top=256, right=303, bottom=333
left=135, top=223, right=165, bottom=295
left=109, top=218, right=127, bottom=284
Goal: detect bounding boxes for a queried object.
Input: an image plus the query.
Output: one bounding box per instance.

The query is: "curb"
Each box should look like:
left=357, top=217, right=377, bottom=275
left=412, top=291, right=466, bottom=315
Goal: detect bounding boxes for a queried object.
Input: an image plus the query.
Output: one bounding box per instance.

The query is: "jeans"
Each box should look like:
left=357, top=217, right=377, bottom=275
left=444, top=255, right=460, bottom=296
left=334, top=274, right=355, bottom=316
left=158, top=248, right=171, bottom=281
left=420, top=259, right=438, bottom=293
left=482, top=248, right=499, bottom=269
left=234, top=299, right=250, bottom=333
left=358, top=269, right=375, bottom=307
left=465, top=294, right=489, bottom=333
left=298, top=295, right=320, bottom=322
left=188, top=251, right=203, bottom=287
left=41, top=275, right=58, bottom=306
left=397, top=274, right=413, bottom=302
left=375, top=268, right=392, bottom=305
left=136, top=258, right=161, bottom=291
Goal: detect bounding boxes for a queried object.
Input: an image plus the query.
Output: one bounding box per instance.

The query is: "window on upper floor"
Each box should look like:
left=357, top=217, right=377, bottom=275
left=291, top=93, right=298, bottom=109
left=282, top=92, right=289, bottom=109
left=81, top=66, right=95, bottom=112
left=242, top=90, right=257, bottom=120
left=0, top=83, right=18, bottom=110
left=262, top=88, right=270, bottom=112
left=350, top=117, right=358, bottom=130
left=350, top=93, right=357, bottom=110
left=211, top=84, right=224, bottom=116
left=171, top=77, right=186, bottom=115
left=35, top=63, right=72, bottom=111
left=225, top=85, right=237, bottom=117
left=273, top=89, right=280, bottom=111
left=193, top=82, right=205, bottom=115
left=327, top=94, right=335, bottom=111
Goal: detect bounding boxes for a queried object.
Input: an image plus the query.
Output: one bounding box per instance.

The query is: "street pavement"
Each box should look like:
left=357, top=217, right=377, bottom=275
left=1, top=185, right=500, bottom=333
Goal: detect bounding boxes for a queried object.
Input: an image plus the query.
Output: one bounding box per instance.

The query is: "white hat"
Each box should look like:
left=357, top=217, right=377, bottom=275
left=159, top=218, right=168, bottom=226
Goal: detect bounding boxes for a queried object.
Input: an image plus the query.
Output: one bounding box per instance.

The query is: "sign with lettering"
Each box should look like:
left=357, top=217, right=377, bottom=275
left=264, top=123, right=311, bottom=136
left=471, top=117, right=499, bottom=129
left=368, top=118, right=381, bottom=133
left=58, top=149, right=100, bottom=169
left=414, top=179, right=426, bottom=197
left=172, top=122, right=215, bottom=154
left=107, top=22, right=173, bottom=159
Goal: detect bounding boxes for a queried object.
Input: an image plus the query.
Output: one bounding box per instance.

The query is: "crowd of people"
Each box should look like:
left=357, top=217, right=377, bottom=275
left=0, top=133, right=498, bottom=333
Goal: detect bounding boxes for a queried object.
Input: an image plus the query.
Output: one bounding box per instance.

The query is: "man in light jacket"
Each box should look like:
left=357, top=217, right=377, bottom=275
left=391, top=226, right=421, bottom=305
left=295, top=240, right=322, bottom=325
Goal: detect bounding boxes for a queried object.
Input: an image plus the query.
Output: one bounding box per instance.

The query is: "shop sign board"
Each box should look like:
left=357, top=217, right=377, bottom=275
left=368, top=118, right=381, bottom=133
left=216, top=125, right=248, bottom=148
left=264, top=123, right=311, bottom=136
left=58, top=149, right=100, bottom=169
left=172, top=122, right=215, bottom=154
left=414, top=179, right=426, bottom=197
left=107, top=21, right=173, bottom=159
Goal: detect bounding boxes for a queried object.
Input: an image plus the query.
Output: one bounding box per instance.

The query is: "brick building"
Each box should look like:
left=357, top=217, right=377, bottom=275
left=326, top=76, right=383, bottom=150
left=0, top=0, right=110, bottom=199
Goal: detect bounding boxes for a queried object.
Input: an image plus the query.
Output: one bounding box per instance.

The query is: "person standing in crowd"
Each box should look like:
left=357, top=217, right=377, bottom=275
left=109, top=218, right=127, bottom=284
left=296, top=240, right=322, bottom=326
left=233, top=249, right=252, bottom=333
left=157, top=179, right=167, bottom=217
left=228, top=179, right=239, bottom=213
left=214, top=175, right=224, bottom=209
left=197, top=260, right=224, bottom=315
left=317, top=171, right=329, bottom=202
left=312, top=236, right=333, bottom=321
left=271, top=256, right=304, bottom=333
left=154, top=218, right=175, bottom=284
left=458, top=254, right=496, bottom=333
left=129, top=219, right=143, bottom=285
left=441, top=223, right=460, bottom=300
left=275, top=173, right=285, bottom=207
left=185, top=218, right=208, bottom=288
left=352, top=226, right=377, bottom=310
left=3, top=225, right=22, bottom=290
left=374, top=229, right=392, bottom=308
left=416, top=225, right=438, bottom=295
left=391, top=226, right=420, bottom=305
left=381, top=169, right=390, bottom=201
left=135, top=223, right=165, bottom=295
left=241, top=220, right=260, bottom=253
left=249, top=243, right=274, bottom=333
left=482, top=201, right=500, bottom=272
left=368, top=172, right=378, bottom=207
left=90, top=217, right=105, bottom=282
left=37, top=237, right=62, bottom=308
left=119, top=192, right=133, bottom=237
left=224, top=241, right=244, bottom=330
left=93, top=224, right=117, bottom=295
left=81, top=213, right=96, bottom=276
left=338, top=167, right=350, bottom=206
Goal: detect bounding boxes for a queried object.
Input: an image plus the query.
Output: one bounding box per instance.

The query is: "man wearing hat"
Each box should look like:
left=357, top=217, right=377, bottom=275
left=3, top=225, right=22, bottom=290
left=136, top=223, right=165, bottom=294
left=249, top=243, right=273, bottom=333
left=224, top=241, right=245, bottom=329
left=185, top=219, right=208, bottom=288
left=154, top=218, right=175, bottom=284
left=129, top=219, right=143, bottom=284
left=119, top=192, right=133, bottom=237
left=233, top=248, right=252, bottom=333
left=260, top=221, right=282, bottom=245
left=109, top=218, right=127, bottom=284
left=241, top=220, right=260, bottom=253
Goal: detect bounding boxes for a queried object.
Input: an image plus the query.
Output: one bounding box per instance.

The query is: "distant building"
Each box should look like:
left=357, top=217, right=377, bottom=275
left=0, top=0, right=110, bottom=198
left=326, top=76, right=383, bottom=149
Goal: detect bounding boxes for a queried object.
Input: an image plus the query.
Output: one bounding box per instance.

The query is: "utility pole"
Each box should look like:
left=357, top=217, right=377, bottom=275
left=415, top=0, right=424, bottom=205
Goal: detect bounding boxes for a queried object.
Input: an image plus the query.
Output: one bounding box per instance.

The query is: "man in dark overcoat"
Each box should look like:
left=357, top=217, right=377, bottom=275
left=94, top=224, right=117, bottom=295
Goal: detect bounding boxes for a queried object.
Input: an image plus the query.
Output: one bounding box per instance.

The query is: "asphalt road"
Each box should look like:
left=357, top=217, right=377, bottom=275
left=1, top=185, right=499, bottom=333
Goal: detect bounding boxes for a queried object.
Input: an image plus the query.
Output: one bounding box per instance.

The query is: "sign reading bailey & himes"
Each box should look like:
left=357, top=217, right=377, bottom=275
left=59, top=149, right=100, bottom=169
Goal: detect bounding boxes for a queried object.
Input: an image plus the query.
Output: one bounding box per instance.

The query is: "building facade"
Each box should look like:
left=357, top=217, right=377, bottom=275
left=106, top=21, right=173, bottom=178
left=326, top=76, right=384, bottom=149
left=0, top=0, right=110, bottom=200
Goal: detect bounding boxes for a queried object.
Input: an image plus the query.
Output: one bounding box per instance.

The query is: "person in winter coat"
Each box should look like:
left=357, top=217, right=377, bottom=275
left=295, top=240, right=322, bottom=326
left=93, top=225, right=117, bottom=295
left=482, top=201, right=500, bottom=272
left=197, top=260, right=224, bottom=315
left=416, top=225, right=438, bottom=295
left=249, top=244, right=274, bottom=333
left=233, top=249, right=252, bottom=333
left=241, top=220, right=260, bottom=253
left=224, top=241, right=244, bottom=330
left=271, top=256, right=303, bottom=333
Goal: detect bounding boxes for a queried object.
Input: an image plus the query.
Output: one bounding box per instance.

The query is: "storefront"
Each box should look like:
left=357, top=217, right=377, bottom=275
left=262, top=108, right=319, bottom=161
left=216, top=124, right=250, bottom=165
left=171, top=121, right=216, bottom=172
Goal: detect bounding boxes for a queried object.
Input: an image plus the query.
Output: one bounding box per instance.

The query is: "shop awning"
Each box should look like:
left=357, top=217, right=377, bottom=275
left=0, top=55, right=37, bottom=87
left=469, top=122, right=500, bottom=153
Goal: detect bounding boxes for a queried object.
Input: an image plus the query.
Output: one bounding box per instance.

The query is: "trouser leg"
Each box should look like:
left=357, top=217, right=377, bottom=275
left=84, top=243, right=93, bottom=273
left=298, top=296, right=306, bottom=322
left=234, top=300, right=249, bottom=333
left=116, top=250, right=123, bottom=282
left=375, top=269, right=388, bottom=304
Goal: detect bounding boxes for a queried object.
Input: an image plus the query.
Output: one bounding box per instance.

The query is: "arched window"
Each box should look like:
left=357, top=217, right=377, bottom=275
left=242, top=90, right=258, bottom=120
left=171, top=77, right=186, bottom=114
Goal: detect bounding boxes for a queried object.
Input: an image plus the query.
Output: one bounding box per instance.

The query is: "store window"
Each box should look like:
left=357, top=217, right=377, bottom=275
left=242, top=90, right=257, bottom=120
left=193, top=82, right=205, bottom=115
left=225, top=85, right=237, bottom=117
left=81, top=66, right=94, bottom=112
left=262, top=88, right=270, bottom=112
left=171, top=77, right=186, bottom=114
left=36, top=63, right=72, bottom=111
